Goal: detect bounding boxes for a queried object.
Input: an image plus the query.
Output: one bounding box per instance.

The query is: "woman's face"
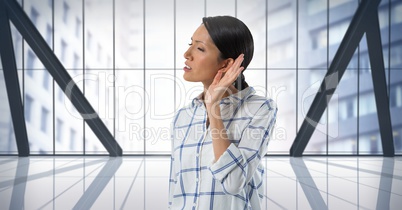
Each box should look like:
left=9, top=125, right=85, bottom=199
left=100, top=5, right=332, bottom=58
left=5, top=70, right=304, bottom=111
left=183, top=24, right=226, bottom=86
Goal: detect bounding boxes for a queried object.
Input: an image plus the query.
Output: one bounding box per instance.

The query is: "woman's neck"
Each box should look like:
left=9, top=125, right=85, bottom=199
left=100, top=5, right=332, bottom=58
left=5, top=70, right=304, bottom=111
left=201, top=85, right=239, bottom=101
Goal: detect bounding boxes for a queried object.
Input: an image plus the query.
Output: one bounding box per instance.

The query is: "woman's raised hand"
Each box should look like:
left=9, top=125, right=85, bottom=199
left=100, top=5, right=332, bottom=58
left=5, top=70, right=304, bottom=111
left=204, top=54, right=244, bottom=110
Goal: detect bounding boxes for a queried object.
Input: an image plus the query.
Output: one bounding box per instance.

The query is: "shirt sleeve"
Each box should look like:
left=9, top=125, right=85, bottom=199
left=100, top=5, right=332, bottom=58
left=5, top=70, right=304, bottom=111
left=208, top=100, right=277, bottom=195
left=168, top=121, right=176, bottom=208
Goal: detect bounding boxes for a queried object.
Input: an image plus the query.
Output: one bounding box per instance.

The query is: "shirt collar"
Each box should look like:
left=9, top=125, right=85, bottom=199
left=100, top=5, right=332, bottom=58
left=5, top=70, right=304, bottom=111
left=191, top=87, right=256, bottom=107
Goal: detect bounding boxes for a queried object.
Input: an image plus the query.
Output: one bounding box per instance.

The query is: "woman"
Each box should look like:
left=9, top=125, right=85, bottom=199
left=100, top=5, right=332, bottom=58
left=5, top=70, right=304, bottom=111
left=169, top=16, right=277, bottom=209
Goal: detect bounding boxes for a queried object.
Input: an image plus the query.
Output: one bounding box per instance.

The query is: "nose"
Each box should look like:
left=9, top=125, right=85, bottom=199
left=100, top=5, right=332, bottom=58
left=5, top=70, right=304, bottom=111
left=184, top=47, right=191, bottom=60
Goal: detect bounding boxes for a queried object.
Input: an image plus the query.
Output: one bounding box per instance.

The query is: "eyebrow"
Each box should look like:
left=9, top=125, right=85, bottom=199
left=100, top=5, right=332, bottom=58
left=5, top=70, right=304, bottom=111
left=191, top=37, right=206, bottom=44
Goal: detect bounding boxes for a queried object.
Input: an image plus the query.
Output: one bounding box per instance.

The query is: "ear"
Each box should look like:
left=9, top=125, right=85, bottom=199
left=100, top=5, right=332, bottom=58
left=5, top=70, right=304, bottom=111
left=219, top=58, right=234, bottom=72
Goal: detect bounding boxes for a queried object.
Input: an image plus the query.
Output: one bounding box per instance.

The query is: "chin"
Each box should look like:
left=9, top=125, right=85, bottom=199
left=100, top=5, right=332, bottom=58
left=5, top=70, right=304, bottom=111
left=183, top=74, right=196, bottom=82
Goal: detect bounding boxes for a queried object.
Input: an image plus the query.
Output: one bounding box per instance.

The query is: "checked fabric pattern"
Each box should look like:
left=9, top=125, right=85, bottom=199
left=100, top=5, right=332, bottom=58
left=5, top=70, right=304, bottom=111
left=169, top=87, right=277, bottom=210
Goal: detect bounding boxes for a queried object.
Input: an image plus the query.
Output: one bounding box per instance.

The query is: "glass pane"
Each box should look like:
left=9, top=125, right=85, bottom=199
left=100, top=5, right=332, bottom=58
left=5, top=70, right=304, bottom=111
left=0, top=70, right=18, bottom=154
left=145, top=0, right=174, bottom=68
left=389, top=0, right=400, bottom=72
left=23, top=44, right=53, bottom=154
left=55, top=70, right=84, bottom=154
left=85, top=0, right=113, bottom=69
left=21, top=0, right=54, bottom=154
left=10, top=22, right=23, bottom=70
left=298, top=70, right=327, bottom=154
left=390, top=70, right=402, bottom=154
left=390, top=43, right=402, bottom=69
left=206, top=0, right=235, bottom=16
left=359, top=68, right=383, bottom=155
left=267, top=70, right=296, bottom=154
left=84, top=70, right=114, bottom=155
left=244, top=69, right=266, bottom=96
left=328, top=0, right=358, bottom=64
left=145, top=70, right=175, bottom=154
left=238, top=0, right=266, bottom=69
left=115, top=70, right=145, bottom=155
left=54, top=0, right=83, bottom=70
left=328, top=50, right=358, bottom=155
left=299, top=0, right=328, bottom=69
left=115, top=0, right=144, bottom=69
left=358, top=28, right=393, bottom=153
left=267, top=0, right=296, bottom=69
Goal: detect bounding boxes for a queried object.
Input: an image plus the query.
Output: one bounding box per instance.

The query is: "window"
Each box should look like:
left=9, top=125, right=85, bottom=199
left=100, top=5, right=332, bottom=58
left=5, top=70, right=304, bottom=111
left=329, top=21, right=349, bottom=46
left=311, top=29, right=327, bottom=50
left=360, top=93, right=376, bottom=116
left=268, top=6, right=293, bottom=30
left=97, top=44, right=102, bottom=61
left=41, top=107, right=49, bottom=133
left=56, top=118, right=63, bottom=142
left=346, top=99, right=355, bottom=119
left=75, top=17, right=81, bottom=38
left=42, top=71, right=50, bottom=90
left=58, top=87, right=64, bottom=102
left=46, top=24, right=52, bottom=46
left=268, top=40, right=293, bottom=63
left=329, top=0, right=352, bottom=9
left=391, top=44, right=402, bottom=67
left=378, top=9, right=389, bottom=29
left=60, top=39, right=67, bottom=62
left=63, top=2, right=70, bottom=24
left=1, top=0, right=398, bottom=156
left=307, top=0, right=326, bottom=15
left=70, top=128, right=76, bottom=150
left=24, top=95, right=33, bottom=123
left=26, top=50, right=36, bottom=77
left=360, top=53, right=371, bottom=70
left=73, top=53, right=80, bottom=71
left=87, top=31, right=93, bottom=50
left=390, top=84, right=402, bottom=108
left=30, top=7, right=39, bottom=25
left=395, top=128, right=402, bottom=151
left=391, top=3, right=402, bottom=24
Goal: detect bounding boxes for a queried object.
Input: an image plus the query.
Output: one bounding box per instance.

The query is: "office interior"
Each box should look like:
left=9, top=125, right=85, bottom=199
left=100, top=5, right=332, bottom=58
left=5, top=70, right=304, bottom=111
left=0, top=0, right=401, bottom=209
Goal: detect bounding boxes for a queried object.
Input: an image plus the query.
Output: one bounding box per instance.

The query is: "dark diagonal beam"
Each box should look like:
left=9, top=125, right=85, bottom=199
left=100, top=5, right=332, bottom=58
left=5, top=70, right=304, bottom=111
left=3, top=0, right=122, bottom=156
left=290, top=0, right=389, bottom=156
left=0, top=0, right=29, bottom=157
left=366, top=12, right=395, bottom=157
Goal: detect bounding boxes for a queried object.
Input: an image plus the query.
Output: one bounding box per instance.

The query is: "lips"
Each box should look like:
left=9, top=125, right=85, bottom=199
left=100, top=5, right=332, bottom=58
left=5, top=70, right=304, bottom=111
left=183, top=64, right=192, bottom=72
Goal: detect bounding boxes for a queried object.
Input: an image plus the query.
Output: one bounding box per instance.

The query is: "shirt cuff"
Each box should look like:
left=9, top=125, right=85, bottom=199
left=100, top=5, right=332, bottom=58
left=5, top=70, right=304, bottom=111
left=209, top=143, right=243, bottom=182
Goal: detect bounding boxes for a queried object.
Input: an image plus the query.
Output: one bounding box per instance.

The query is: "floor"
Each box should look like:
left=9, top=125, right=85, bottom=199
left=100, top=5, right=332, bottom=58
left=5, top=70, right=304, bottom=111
left=0, top=156, right=401, bottom=210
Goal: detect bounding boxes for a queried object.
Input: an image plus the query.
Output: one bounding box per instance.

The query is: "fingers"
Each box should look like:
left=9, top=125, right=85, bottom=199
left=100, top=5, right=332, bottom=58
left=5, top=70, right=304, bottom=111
left=212, top=70, right=223, bottom=85
left=225, top=54, right=244, bottom=78
left=214, top=54, right=244, bottom=87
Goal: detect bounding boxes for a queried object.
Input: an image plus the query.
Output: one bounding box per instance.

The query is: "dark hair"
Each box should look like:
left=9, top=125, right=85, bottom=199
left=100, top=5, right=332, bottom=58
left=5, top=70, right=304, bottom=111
left=202, top=16, right=254, bottom=90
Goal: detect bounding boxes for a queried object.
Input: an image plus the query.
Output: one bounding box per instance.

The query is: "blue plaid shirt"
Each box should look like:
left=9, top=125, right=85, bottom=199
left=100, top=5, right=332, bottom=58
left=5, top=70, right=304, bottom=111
left=169, top=87, right=277, bottom=210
